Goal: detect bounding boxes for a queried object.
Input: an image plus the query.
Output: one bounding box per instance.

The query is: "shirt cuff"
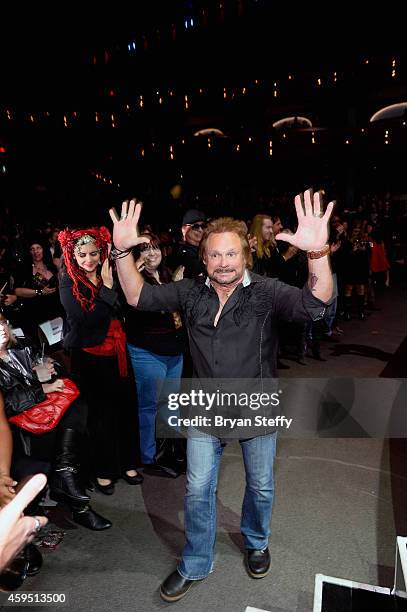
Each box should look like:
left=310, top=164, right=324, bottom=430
left=302, top=283, right=337, bottom=322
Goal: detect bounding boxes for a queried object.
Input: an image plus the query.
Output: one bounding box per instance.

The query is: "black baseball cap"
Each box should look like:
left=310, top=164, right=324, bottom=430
left=182, top=209, right=206, bottom=225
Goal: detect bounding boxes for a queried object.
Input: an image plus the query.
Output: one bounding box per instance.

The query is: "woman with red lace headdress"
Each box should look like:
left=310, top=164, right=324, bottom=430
left=58, top=227, right=142, bottom=498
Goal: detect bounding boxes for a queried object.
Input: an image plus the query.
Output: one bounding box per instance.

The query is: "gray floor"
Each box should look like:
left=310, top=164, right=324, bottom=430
left=3, top=284, right=407, bottom=612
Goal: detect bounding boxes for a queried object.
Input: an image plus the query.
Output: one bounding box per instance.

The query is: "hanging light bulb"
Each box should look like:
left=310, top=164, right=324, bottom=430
left=184, top=95, right=189, bottom=110
left=95, top=112, right=100, bottom=124
left=170, top=144, right=174, bottom=160
left=269, top=140, right=273, bottom=156
left=63, top=115, right=68, bottom=127
left=139, top=95, right=144, bottom=108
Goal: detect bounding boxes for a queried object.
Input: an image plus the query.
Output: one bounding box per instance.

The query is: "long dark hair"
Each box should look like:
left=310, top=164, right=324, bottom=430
left=24, top=235, right=58, bottom=277
left=133, top=234, right=172, bottom=284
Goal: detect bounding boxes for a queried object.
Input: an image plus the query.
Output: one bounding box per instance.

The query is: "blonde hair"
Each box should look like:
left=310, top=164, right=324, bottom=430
left=199, top=217, right=253, bottom=269
left=249, top=214, right=273, bottom=259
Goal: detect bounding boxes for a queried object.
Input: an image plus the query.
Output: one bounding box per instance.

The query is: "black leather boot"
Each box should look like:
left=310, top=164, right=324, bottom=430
left=71, top=505, right=112, bottom=530
left=357, top=294, right=366, bottom=320
left=343, top=296, right=352, bottom=321
left=50, top=428, right=90, bottom=505
left=25, top=544, right=43, bottom=576
left=246, top=548, right=271, bottom=578
left=160, top=570, right=204, bottom=602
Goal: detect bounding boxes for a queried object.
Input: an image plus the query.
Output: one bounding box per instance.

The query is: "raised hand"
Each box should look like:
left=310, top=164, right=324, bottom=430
left=109, top=199, right=148, bottom=251
left=275, top=189, right=334, bottom=252
left=135, top=257, right=146, bottom=273
left=101, top=244, right=113, bottom=288
left=247, top=234, right=257, bottom=253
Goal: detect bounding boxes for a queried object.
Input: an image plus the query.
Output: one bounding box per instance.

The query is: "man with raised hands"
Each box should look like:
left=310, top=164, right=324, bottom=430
left=109, top=189, right=335, bottom=602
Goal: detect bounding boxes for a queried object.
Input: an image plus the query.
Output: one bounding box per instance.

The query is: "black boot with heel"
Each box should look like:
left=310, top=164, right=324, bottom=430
left=49, top=428, right=90, bottom=505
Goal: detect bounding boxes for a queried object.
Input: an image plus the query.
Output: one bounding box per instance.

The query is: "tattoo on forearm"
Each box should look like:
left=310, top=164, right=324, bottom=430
left=310, top=273, right=318, bottom=292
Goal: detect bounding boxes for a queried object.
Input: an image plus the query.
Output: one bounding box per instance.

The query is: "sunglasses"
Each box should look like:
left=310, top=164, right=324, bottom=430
left=187, top=223, right=207, bottom=231
left=139, top=242, right=160, bottom=253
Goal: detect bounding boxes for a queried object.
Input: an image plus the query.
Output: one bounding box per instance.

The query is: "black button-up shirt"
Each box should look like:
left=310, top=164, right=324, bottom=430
left=138, top=270, right=335, bottom=379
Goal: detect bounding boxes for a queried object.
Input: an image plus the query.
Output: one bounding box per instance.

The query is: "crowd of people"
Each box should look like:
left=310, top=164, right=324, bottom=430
left=0, top=187, right=404, bottom=599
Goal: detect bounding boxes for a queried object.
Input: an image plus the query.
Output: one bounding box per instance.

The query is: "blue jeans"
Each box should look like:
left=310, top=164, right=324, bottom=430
left=178, top=428, right=277, bottom=580
left=127, top=344, right=183, bottom=464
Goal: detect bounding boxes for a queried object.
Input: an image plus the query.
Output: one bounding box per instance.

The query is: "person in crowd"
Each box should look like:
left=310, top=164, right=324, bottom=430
left=0, top=315, right=111, bottom=531
left=14, top=235, right=62, bottom=340
left=46, top=226, right=63, bottom=270
left=370, top=227, right=390, bottom=289
left=166, top=210, right=207, bottom=278
left=250, top=215, right=291, bottom=367
left=0, top=472, right=48, bottom=573
left=270, top=213, right=284, bottom=242
left=0, top=241, right=19, bottom=323
left=342, top=221, right=371, bottom=320
left=58, top=226, right=142, bottom=496
left=249, top=214, right=274, bottom=276
left=0, top=388, right=45, bottom=587
left=109, top=189, right=335, bottom=603
left=276, top=231, right=309, bottom=364
left=323, top=217, right=346, bottom=338
left=125, top=235, right=186, bottom=477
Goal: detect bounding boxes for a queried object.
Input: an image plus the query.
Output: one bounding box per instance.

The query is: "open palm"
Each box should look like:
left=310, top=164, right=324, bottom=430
left=109, top=199, right=148, bottom=251
left=275, top=189, right=334, bottom=251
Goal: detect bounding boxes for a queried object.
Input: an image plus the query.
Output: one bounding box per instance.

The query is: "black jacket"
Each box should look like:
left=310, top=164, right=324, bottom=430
left=166, top=242, right=206, bottom=279
left=59, top=273, right=121, bottom=349
left=0, top=348, right=46, bottom=417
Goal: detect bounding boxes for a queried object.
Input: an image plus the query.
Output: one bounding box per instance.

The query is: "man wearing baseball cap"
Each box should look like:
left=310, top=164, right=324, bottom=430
left=167, top=209, right=207, bottom=279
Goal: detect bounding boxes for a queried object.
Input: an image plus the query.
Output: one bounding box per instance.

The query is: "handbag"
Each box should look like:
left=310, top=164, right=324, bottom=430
left=8, top=378, right=80, bottom=434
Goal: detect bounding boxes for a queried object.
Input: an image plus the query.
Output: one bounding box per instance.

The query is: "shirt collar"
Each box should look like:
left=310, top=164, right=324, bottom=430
left=205, top=269, right=251, bottom=288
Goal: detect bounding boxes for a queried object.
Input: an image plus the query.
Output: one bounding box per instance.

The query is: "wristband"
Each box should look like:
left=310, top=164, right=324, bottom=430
left=306, top=244, right=330, bottom=260
left=110, top=247, right=132, bottom=261
left=35, top=288, right=43, bottom=296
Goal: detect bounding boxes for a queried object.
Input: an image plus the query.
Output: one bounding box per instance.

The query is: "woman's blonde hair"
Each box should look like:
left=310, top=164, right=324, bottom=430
left=249, top=214, right=273, bottom=259
left=199, top=217, right=253, bottom=269
left=0, top=314, right=17, bottom=348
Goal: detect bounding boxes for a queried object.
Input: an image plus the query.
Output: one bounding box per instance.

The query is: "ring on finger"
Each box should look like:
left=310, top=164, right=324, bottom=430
left=120, top=214, right=128, bottom=220
left=32, top=517, right=42, bottom=535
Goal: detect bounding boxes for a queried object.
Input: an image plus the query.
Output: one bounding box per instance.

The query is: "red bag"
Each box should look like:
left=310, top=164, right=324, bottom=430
left=9, top=378, right=80, bottom=434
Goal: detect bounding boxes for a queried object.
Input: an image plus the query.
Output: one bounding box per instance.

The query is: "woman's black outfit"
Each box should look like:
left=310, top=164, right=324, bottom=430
left=0, top=346, right=87, bottom=504
left=14, top=263, right=63, bottom=341
left=0, top=345, right=111, bottom=529
left=342, top=239, right=371, bottom=320
left=59, top=273, right=140, bottom=481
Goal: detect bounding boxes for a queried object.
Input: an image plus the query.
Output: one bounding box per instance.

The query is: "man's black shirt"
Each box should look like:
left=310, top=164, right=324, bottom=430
left=138, top=270, right=335, bottom=379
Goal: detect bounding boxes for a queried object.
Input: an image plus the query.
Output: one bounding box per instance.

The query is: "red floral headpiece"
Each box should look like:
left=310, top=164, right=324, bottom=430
left=58, top=227, right=111, bottom=311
